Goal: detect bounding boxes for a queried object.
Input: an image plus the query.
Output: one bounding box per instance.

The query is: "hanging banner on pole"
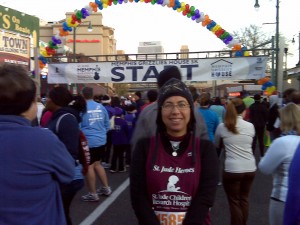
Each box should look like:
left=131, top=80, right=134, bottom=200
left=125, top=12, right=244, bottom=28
left=48, top=56, right=268, bottom=84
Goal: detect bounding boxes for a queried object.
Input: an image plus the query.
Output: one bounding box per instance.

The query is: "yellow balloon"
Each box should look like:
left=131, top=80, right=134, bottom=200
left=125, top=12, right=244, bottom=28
left=212, top=25, right=220, bottom=33
left=266, top=86, right=275, bottom=95
left=269, top=86, right=276, bottom=92
left=103, top=3, right=108, bottom=8
left=66, top=18, right=73, bottom=26
left=243, top=51, right=250, bottom=56
left=181, top=2, right=185, bottom=11
left=40, top=49, right=49, bottom=57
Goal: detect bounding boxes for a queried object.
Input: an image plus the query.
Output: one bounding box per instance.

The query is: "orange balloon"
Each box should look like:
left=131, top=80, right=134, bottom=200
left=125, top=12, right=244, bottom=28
left=39, top=61, right=45, bottom=69
left=232, top=44, right=242, bottom=51
left=59, top=27, right=69, bottom=37
left=201, top=15, right=211, bottom=27
left=89, top=2, right=98, bottom=12
left=169, top=0, right=175, bottom=7
left=257, top=77, right=270, bottom=85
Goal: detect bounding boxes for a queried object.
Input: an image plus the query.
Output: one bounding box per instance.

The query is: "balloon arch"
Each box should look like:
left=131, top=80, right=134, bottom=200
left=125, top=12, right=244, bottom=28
left=38, top=0, right=251, bottom=69
left=38, top=0, right=278, bottom=95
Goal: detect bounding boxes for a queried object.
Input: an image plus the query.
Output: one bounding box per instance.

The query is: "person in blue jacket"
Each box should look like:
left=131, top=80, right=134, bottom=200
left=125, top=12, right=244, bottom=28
left=46, top=86, right=87, bottom=225
left=0, top=63, right=75, bottom=225
left=198, top=93, right=219, bottom=143
left=284, top=142, right=300, bottom=225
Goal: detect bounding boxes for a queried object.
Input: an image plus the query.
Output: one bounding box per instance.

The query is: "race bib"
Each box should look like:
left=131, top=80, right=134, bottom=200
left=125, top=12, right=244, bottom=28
left=155, top=211, right=186, bottom=225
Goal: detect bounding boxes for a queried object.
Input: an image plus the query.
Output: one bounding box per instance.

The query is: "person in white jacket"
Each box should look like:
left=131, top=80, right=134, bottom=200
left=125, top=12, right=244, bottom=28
left=215, top=98, right=256, bottom=225
left=259, top=103, right=300, bottom=225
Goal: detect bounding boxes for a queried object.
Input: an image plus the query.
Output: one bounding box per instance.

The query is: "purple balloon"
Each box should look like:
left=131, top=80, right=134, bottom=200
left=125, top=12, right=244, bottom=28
left=52, top=36, right=62, bottom=45
left=194, top=9, right=200, bottom=18
left=81, top=8, right=89, bottom=18
left=226, top=36, right=233, bottom=42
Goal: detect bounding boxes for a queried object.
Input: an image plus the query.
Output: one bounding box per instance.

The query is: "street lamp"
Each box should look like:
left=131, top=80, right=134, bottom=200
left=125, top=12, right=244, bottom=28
left=254, top=0, right=260, bottom=9
left=292, top=32, right=300, bottom=67
left=70, top=21, right=93, bottom=94
left=73, top=21, right=93, bottom=62
left=254, top=0, right=279, bottom=87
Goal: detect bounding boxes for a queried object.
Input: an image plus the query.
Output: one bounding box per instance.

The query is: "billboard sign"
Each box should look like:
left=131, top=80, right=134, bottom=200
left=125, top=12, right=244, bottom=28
left=0, top=6, right=39, bottom=69
left=0, top=31, right=30, bottom=67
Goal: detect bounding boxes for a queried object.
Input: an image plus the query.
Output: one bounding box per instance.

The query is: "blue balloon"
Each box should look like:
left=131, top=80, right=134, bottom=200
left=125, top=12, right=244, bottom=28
left=62, top=22, right=72, bottom=32
left=206, top=21, right=216, bottom=30
left=264, top=81, right=273, bottom=87
left=235, top=51, right=243, bottom=57
left=38, top=55, right=47, bottom=64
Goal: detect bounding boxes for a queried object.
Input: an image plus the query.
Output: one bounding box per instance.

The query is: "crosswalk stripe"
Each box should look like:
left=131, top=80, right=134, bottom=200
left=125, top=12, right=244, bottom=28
left=79, top=178, right=130, bottom=225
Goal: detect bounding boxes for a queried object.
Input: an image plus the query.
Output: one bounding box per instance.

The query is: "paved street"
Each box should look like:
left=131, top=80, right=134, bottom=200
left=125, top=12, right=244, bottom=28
left=71, top=152, right=272, bottom=225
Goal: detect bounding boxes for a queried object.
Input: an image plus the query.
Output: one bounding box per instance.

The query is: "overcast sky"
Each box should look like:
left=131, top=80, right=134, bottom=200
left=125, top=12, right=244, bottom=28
left=1, top=0, right=299, bottom=67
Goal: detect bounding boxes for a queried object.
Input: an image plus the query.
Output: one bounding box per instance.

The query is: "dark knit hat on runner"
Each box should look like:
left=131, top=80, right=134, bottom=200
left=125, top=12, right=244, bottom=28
left=157, top=66, right=182, bottom=88
left=157, top=78, right=194, bottom=110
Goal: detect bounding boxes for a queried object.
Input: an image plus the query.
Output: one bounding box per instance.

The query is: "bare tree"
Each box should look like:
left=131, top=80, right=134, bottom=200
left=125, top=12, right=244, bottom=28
left=232, top=24, right=270, bottom=50
left=113, top=83, right=129, bottom=96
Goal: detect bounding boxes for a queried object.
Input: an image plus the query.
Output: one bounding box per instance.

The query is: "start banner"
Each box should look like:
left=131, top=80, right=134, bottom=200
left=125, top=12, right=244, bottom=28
left=48, top=56, right=268, bottom=84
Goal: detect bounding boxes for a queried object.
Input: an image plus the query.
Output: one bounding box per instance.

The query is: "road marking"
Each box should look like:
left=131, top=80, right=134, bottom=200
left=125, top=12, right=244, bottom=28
left=79, top=178, right=130, bottom=225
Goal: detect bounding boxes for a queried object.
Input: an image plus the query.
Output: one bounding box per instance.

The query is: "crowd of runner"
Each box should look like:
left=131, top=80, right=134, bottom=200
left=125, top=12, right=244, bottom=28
left=0, top=63, right=299, bottom=225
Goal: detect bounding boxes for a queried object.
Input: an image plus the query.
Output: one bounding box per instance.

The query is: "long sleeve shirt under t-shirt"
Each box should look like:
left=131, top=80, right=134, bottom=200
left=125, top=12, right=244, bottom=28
left=215, top=116, right=256, bottom=173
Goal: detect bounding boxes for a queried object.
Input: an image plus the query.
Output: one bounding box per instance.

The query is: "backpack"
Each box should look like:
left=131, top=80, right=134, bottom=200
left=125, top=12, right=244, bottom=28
left=56, top=113, right=90, bottom=175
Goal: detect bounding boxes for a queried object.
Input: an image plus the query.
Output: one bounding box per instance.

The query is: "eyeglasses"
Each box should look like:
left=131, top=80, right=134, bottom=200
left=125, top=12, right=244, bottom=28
left=161, top=102, right=190, bottom=111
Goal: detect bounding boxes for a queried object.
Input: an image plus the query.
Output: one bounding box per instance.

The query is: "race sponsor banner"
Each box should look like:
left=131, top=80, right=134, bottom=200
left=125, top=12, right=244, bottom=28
left=48, top=56, right=268, bottom=84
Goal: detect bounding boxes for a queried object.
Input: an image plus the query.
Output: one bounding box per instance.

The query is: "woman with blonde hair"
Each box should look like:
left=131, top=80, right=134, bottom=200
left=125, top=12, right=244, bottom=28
left=215, top=98, right=256, bottom=225
left=259, top=103, right=300, bottom=225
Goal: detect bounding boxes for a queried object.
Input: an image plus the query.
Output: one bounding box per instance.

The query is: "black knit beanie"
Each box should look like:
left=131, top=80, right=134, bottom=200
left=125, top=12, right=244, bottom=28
left=157, top=78, right=194, bottom=109
left=157, top=66, right=182, bottom=88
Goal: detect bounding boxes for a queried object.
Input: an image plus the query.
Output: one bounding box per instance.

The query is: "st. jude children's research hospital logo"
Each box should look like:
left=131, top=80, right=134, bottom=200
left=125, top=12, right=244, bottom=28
left=211, top=59, right=233, bottom=78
